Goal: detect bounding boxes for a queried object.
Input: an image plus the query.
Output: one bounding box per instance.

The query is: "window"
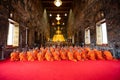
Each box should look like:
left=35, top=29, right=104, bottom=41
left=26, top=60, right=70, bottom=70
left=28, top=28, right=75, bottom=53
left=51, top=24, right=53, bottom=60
left=96, top=19, right=108, bottom=45
left=7, top=19, right=19, bottom=47
left=85, top=28, right=91, bottom=44
left=7, top=23, right=14, bottom=45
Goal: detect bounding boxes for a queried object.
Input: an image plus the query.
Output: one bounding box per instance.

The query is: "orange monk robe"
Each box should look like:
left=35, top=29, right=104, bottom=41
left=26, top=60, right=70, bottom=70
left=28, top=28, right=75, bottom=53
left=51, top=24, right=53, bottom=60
left=52, top=51, right=61, bottom=61
left=27, top=51, right=35, bottom=61
left=40, top=49, right=46, bottom=57
left=84, top=47, right=91, bottom=53
left=103, top=50, right=113, bottom=60
left=33, top=49, right=39, bottom=60
left=10, top=51, right=19, bottom=61
left=40, top=47, right=46, bottom=56
left=50, top=47, right=55, bottom=53
left=45, top=50, right=53, bottom=61
left=81, top=50, right=87, bottom=60
left=74, top=50, right=82, bottom=61
left=94, top=50, right=104, bottom=60
left=67, top=50, right=77, bottom=62
left=60, top=50, right=67, bottom=60
left=19, top=52, right=27, bottom=61
left=37, top=51, right=44, bottom=61
left=40, top=47, right=44, bottom=52
left=63, top=49, right=69, bottom=60
left=87, top=50, right=96, bottom=60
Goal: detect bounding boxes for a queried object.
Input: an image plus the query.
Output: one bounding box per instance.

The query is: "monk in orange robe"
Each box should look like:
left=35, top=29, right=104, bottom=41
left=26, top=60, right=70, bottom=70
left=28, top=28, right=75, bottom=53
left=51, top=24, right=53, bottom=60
left=33, top=49, right=39, bottom=60
left=74, top=50, right=82, bottom=61
left=87, top=50, right=96, bottom=60
left=45, top=50, right=53, bottom=61
left=10, top=50, right=19, bottom=61
left=60, top=50, right=67, bottom=60
left=52, top=50, right=61, bottom=61
left=19, top=51, right=27, bottom=61
left=94, top=50, right=104, bottom=60
left=37, top=51, right=44, bottom=61
left=27, top=50, right=35, bottom=61
left=84, top=47, right=91, bottom=54
left=67, top=50, right=77, bottom=62
left=103, top=50, right=113, bottom=60
left=50, top=47, right=55, bottom=53
left=81, top=50, right=87, bottom=60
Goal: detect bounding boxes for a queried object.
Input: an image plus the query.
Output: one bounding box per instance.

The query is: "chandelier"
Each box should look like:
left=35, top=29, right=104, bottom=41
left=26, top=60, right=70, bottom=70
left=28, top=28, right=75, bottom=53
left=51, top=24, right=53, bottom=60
left=56, top=14, right=61, bottom=21
left=54, top=0, right=62, bottom=7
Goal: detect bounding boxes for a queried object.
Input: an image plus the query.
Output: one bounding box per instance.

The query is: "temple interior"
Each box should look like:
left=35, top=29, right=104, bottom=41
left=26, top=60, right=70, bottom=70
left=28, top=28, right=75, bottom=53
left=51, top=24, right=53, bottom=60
left=0, top=0, right=120, bottom=59
left=0, top=1, right=120, bottom=80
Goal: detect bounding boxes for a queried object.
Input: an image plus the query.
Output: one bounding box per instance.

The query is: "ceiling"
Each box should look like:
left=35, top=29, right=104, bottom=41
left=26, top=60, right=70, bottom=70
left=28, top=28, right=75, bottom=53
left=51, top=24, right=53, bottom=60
left=41, top=0, right=73, bottom=27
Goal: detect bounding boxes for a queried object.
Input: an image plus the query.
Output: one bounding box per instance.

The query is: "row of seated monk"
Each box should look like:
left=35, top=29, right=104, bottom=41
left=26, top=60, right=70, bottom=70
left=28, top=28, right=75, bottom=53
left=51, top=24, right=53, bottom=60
left=10, top=46, right=116, bottom=62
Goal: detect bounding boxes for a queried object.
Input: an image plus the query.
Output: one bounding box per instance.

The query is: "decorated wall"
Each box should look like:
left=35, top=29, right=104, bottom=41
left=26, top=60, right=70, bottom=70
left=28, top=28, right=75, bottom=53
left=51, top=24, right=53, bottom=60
left=0, top=0, right=50, bottom=48
left=68, top=0, right=120, bottom=48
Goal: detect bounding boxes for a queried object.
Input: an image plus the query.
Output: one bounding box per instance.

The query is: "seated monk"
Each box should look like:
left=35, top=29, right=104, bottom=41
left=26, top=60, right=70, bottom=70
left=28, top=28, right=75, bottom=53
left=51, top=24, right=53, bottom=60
left=27, top=50, right=35, bottom=61
left=94, top=49, right=104, bottom=60
left=40, top=47, right=44, bottom=52
left=40, top=48, right=46, bottom=58
left=50, top=47, right=55, bottom=53
left=60, top=50, right=67, bottom=60
left=45, top=50, right=53, bottom=61
left=52, top=50, right=61, bottom=61
left=74, top=50, right=82, bottom=61
left=19, top=51, right=27, bottom=61
left=10, top=50, right=19, bottom=61
left=33, top=48, right=39, bottom=60
left=84, top=47, right=91, bottom=54
left=87, top=50, right=96, bottom=60
left=81, top=50, right=87, bottom=60
left=37, top=51, right=44, bottom=61
left=67, top=50, right=77, bottom=62
left=103, top=50, right=113, bottom=60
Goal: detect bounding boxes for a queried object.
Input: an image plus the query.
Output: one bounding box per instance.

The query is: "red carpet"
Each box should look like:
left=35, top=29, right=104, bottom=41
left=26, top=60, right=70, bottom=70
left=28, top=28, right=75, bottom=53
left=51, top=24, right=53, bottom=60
left=0, top=60, right=120, bottom=80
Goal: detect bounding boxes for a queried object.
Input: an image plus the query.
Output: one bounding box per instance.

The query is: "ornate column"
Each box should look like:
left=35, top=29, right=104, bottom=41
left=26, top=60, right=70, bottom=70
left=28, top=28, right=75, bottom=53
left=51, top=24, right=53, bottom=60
left=0, top=46, right=5, bottom=60
left=25, top=27, right=28, bottom=48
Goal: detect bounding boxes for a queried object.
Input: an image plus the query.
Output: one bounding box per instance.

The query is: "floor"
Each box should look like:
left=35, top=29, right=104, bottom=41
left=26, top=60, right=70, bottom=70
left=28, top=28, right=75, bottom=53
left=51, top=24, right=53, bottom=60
left=0, top=59, right=120, bottom=80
